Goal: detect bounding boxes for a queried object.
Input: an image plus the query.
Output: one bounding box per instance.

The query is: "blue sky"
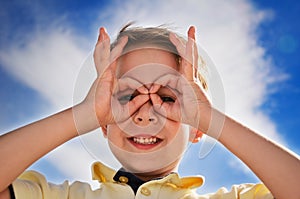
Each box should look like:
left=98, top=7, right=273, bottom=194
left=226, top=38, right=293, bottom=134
left=253, top=0, right=300, bottom=149
left=0, top=0, right=299, bottom=194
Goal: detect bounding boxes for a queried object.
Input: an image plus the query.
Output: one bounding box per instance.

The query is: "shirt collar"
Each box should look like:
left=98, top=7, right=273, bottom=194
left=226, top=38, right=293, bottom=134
left=113, top=168, right=145, bottom=194
left=92, top=162, right=204, bottom=191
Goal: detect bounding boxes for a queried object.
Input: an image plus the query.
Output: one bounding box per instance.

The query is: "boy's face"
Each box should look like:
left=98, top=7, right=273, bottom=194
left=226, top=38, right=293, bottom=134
left=103, top=48, right=191, bottom=174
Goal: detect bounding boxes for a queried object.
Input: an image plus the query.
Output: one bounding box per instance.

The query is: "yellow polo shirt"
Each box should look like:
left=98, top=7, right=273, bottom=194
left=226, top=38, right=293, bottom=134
left=12, top=162, right=273, bottom=199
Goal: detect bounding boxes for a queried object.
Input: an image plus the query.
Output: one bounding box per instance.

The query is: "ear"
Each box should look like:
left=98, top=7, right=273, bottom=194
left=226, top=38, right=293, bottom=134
left=189, top=127, right=203, bottom=143
left=101, top=125, right=108, bottom=138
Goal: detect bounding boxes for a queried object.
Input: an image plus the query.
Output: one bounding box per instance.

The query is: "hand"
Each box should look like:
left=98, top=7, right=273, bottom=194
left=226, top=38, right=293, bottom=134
left=150, top=26, right=212, bottom=132
left=83, top=27, right=149, bottom=127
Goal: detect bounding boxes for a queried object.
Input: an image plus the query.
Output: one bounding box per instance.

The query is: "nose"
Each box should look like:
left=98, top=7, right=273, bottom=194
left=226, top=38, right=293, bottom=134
left=133, top=101, right=158, bottom=126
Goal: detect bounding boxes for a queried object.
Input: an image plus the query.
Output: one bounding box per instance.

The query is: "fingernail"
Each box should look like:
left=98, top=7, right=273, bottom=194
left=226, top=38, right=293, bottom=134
left=100, top=27, right=108, bottom=40
left=149, top=85, right=154, bottom=93
left=99, top=27, right=104, bottom=40
left=139, top=87, right=149, bottom=94
left=100, top=27, right=107, bottom=33
left=150, top=85, right=157, bottom=93
left=99, top=27, right=104, bottom=35
left=190, top=26, right=196, bottom=33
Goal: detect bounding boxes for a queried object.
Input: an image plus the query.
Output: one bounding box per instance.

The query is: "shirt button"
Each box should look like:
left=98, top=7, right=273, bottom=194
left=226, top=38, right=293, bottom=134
left=140, top=187, right=151, bottom=196
left=119, top=176, right=129, bottom=183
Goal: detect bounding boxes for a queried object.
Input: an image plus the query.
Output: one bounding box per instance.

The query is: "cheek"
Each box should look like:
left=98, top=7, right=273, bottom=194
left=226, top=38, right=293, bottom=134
left=164, top=120, right=182, bottom=140
left=106, top=125, right=126, bottom=147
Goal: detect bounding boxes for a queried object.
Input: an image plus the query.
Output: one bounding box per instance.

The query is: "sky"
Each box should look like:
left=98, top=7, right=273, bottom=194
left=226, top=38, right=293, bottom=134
left=0, top=0, right=299, bottom=195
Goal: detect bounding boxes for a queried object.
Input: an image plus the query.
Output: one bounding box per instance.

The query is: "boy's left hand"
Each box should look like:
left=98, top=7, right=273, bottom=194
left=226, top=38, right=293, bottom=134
left=150, top=27, right=212, bottom=133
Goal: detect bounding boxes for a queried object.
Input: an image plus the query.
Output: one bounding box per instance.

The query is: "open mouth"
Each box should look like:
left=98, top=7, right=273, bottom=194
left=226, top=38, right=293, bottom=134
left=128, top=136, right=163, bottom=149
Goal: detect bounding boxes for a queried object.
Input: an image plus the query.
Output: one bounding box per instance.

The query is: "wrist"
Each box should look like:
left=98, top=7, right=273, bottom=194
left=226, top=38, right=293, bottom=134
left=196, top=104, right=212, bottom=133
left=195, top=104, right=226, bottom=140
left=72, top=102, right=100, bottom=135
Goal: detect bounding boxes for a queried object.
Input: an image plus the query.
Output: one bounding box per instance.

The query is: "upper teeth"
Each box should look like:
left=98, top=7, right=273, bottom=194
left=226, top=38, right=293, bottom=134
left=133, top=137, right=158, bottom=145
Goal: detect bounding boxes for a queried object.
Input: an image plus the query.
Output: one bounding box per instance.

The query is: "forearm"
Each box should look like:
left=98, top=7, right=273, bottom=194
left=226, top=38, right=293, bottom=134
left=206, top=108, right=300, bottom=199
left=0, top=103, right=98, bottom=191
left=0, top=188, right=10, bottom=199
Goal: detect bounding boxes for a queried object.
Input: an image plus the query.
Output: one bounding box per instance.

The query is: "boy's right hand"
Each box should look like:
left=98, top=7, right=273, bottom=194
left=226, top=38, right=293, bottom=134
left=82, top=27, right=149, bottom=129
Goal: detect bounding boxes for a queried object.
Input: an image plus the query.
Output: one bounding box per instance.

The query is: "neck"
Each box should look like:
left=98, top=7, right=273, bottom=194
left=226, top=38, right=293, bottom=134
left=132, top=161, right=179, bottom=181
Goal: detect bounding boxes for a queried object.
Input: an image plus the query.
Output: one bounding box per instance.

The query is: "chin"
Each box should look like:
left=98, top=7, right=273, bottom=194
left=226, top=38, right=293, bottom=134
left=108, top=141, right=186, bottom=174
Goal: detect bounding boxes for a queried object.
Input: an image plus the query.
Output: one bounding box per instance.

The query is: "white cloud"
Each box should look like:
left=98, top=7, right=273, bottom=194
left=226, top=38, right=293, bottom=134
left=0, top=27, right=88, bottom=109
left=0, top=0, right=288, bottom=192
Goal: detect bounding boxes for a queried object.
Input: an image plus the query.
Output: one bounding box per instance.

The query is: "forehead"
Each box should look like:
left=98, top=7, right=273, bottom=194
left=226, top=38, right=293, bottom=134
left=117, top=48, right=179, bottom=83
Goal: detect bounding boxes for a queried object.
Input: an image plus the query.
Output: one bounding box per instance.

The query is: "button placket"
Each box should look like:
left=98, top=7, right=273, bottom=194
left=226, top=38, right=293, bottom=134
left=119, top=176, right=129, bottom=184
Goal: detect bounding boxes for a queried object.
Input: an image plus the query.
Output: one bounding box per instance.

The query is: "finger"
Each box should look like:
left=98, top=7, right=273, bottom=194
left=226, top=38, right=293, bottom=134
left=149, top=84, right=161, bottom=94
left=103, top=36, right=129, bottom=93
left=150, top=93, right=166, bottom=117
left=98, top=27, right=109, bottom=41
left=154, top=74, right=180, bottom=90
left=188, top=26, right=199, bottom=79
left=127, top=94, right=150, bottom=114
left=150, top=93, right=163, bottom=107
left=110, top=36, right=128, bottom=63
left=94, top=27, right=111, bottom=76
left=118, top=94, right=150, bottom=122
left=150, top=94, right=181, bottom=122
left=169, top=32, right=186, bottom=56
left=117, top=77, right=148, bottom=94
left=96, top=27, right=110, bottom=59
left=108, top=36, right=128, bottom=79
left=186, top=37, right=194, bottom=66
left=187, top=26, right=196, bottom=40
left=193, top=54, right=199, bottom=80
left=182, top=28, right=196, bottom=82
left=170, top=29, right=195, bottom=81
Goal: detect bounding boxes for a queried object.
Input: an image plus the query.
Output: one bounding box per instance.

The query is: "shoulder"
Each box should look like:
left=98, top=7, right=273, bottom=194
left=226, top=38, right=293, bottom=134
left=196, top=183, right=274, bottom=199
left=12, top=170, right=90, bottom=199
left=12, top=170, right=134, bottom=199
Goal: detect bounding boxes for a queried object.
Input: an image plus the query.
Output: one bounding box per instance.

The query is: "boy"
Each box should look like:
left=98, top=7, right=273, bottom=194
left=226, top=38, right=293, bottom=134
left=0, top=25, right=299, bottom=199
